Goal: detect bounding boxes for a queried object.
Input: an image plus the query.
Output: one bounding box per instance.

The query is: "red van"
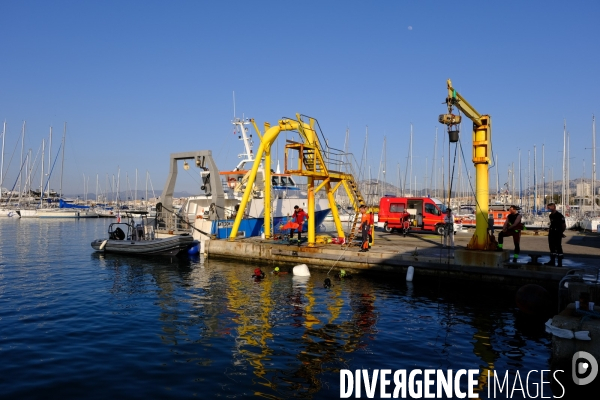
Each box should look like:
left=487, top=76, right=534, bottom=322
left=378, top=196, right=457, bottom=235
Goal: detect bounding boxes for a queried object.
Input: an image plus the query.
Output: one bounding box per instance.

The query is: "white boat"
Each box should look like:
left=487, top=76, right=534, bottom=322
left=178, top=117, right=330, bottom=225
left=157, top=117, right=332, bottom=252
left=0, top=208, right=20, bottom=218
left=580, top=216, right=600, bottom=232
left=18, top=209, right=38, bottom=218
left=78, top=209, right=99, bottom=218
left=92, top=211, right=198, bottom=256
left=325, top=205, right=356, bottom=222
left=37, top=208, right=80, bottom=218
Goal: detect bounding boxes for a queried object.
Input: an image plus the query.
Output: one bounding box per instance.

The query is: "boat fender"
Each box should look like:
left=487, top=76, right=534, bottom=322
left=406, top=266, right=414, bottom=282
left=293, top=264, right=310, bottom=276
left=99, top=240, right=108, bottom=250
left=188, top=243, right=200, bottom=255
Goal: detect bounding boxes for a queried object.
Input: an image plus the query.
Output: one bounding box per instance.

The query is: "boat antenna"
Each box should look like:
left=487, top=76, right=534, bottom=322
left=1, top=120, right=5, bottom=188
left=60, top=122, right=66, bottom=199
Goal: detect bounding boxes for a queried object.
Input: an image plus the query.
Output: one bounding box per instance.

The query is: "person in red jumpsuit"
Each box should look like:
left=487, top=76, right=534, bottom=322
left=291, top=205, right=308, bottom=240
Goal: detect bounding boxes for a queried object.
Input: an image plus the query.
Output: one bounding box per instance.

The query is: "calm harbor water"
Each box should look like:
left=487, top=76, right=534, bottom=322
left=0, top=218, right=569, bottom=399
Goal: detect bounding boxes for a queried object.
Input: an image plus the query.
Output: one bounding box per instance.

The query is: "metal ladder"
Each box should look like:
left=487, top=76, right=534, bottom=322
left=345, top=177, right=367, bottom=244
left=301, top=145, right=327, bottom=176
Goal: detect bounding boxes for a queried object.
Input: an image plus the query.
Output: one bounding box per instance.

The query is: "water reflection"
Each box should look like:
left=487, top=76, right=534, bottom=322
left=95, top=254, right=554, bottom=398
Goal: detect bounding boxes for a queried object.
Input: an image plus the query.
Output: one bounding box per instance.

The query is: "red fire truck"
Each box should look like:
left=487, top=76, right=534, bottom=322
left=378, top=196, right=457, bottom=235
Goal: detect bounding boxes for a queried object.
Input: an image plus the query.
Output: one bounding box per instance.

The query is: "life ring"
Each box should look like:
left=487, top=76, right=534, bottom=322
left=228, top=177, right=237, bottom=188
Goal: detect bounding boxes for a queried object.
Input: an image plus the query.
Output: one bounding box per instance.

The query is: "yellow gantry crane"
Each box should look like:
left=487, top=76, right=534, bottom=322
left=439, top=79, right=492, bottom=250
left=228, top=114, right=366, bottom=246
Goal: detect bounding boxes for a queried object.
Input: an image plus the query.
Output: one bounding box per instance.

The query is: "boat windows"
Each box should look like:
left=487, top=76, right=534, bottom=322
left=280, top=177, right=290, bottom=186
left=272, top=177, right=279, bottom=186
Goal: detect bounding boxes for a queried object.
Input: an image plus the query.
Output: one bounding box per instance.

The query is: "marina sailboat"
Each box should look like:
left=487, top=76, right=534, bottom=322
left=0, top=121, right=21, bottom=218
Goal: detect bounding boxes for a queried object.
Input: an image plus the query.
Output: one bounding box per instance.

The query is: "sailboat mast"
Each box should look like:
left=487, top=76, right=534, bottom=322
left=432, top=127, right=437, bottom=198
left=383, top=136, right=386, bottom=189
left=495, top=154, right=499, bottom=201
left=343, top=127, right=350, bottom=174
left=40, top=139, right=45, bottom=207
left=593, top=115, right=596, bottom=212
left=512, top=162, right=515, bottom=204
left=542, top=144, right=545, bottom=207
left=534, top=145, right=537, bottom=213
left=424, top=157, right=428, bottom=196
left=551, top=168, right=554, bottom=203
left=409, top=124, right=413, bottom=196
left=567, top=132, right=570, bottom=211
left=60, top=122, right=66, bottom=198
left=518, top=149, right=522, bottom=207
left=527, top=150, right=531, bottom=212
left=562, top=121, right=566, bottom=212
left=396, top=163, right=400, bottom=196
left=363, top=126, right=368, bottom=197
left=1, top=120, right=5, bottom=188
left=26, top=149, right=32, bottom=197
left=117, top=167, right=121, bottom=205
left=47, top=127, right=52, bottom=198
left=19, top=121, right=25, bottom=204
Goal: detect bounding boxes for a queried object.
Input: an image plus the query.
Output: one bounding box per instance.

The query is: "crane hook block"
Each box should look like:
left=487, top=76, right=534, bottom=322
left=438, top=114, right=462, bottom=125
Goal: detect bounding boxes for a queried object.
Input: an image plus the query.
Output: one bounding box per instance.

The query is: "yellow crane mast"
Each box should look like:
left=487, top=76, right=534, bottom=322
left=439, top=79, right=493, bottom=250
left=228, top=113, right=365, bottom=246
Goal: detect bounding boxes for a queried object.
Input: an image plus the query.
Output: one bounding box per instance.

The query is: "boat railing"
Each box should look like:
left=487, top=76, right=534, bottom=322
left=286, top=114, right=363, bottom=181
left=156, top=207, right=192, bottom=234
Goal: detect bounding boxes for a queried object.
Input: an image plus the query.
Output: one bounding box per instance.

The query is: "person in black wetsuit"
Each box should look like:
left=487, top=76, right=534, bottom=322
left=497, top=205, right=523, bottom=263
left=545, top=203, right=566, bottom=267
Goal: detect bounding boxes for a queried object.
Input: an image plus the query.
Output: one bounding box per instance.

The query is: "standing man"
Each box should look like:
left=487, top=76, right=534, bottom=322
left=497, top=205, right=523, bottom=263
left=545, top=203, right=566, bottom=267
left=359, top=205, right=370, bottom=252
left=291, top=205, right=307, bottom=241
left=443, top=208, right=455, bottom=249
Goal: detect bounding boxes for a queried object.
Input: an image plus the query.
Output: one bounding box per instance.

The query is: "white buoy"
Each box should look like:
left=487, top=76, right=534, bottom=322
left=293, top=264, right=311, bottom=276
left=406, top=266, right=414, bottom=282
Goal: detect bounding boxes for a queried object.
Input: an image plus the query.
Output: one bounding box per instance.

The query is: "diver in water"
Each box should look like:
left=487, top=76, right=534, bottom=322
left=272, top=266, right=288, bottom=275
left=252, top=268, right=266, bottom=280
left=334, top=269, right=352, bottom=280
left=323, top=278, right=332, bottom=288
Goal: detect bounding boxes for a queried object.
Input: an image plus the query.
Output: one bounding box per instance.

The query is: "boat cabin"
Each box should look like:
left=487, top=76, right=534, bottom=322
left=108, top=211, right=156, bottom=241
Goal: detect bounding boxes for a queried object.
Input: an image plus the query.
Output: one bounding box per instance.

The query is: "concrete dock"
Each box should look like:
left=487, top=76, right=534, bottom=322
left=206, top=229, right=600, bottom=286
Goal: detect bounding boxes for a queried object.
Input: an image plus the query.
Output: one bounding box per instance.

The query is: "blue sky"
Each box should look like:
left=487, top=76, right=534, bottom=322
left=1, top=0, right=598, bottom=197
